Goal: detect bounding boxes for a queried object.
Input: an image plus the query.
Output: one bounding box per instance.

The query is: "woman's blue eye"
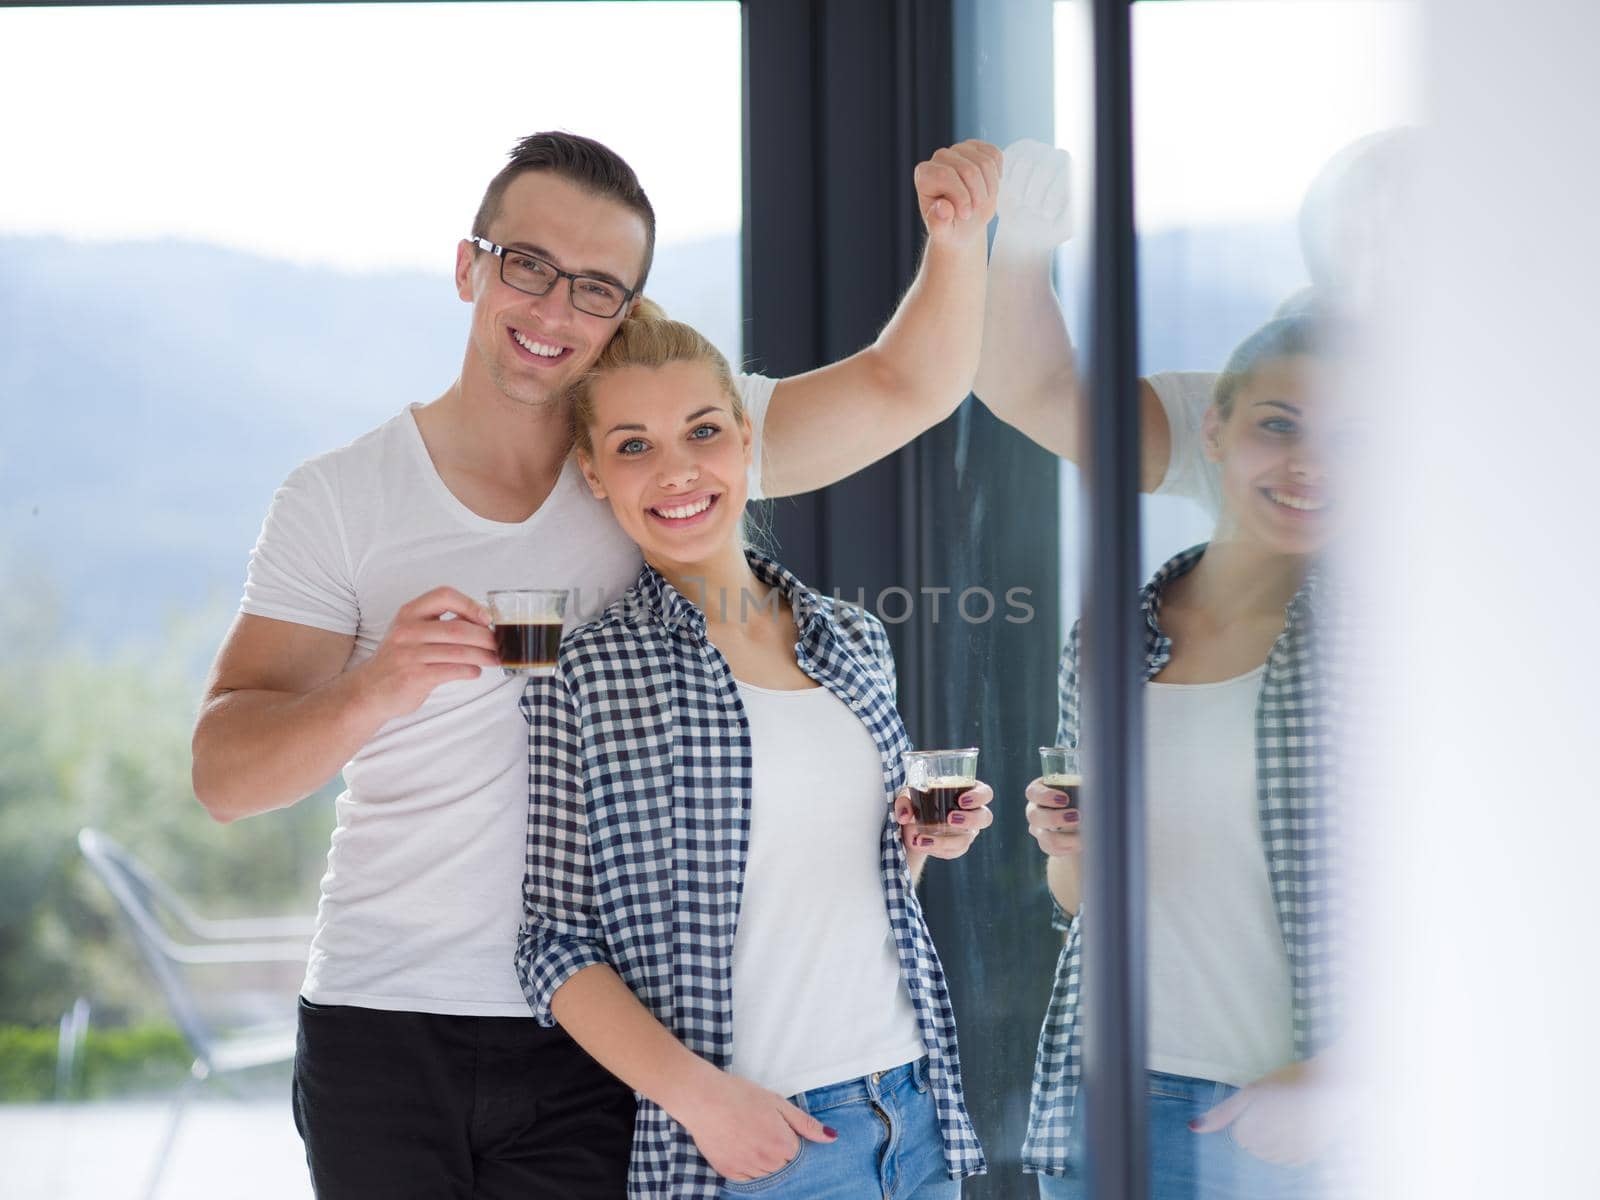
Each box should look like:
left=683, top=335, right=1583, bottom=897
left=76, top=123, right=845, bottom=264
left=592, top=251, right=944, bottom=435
left=1260, top=417, right=1297, bottom=435
left=618, top=438, right=648, bottom=455
left=689, top=423, right=720, bottom=441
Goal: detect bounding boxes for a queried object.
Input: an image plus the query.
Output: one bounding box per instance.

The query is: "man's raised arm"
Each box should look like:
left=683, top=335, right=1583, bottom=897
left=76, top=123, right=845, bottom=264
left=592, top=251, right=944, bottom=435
left=972, top=138, right=1173, bottom=493
left=756, top=140, right=1001, bottom=499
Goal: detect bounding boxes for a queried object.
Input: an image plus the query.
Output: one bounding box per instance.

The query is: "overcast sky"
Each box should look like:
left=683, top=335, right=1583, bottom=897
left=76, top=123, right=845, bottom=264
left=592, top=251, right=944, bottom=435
left=1059, top=0, right=1419, bottom=231
left=0, top=2, right=743, bottom=274
left=0, top=1, right=1415, bottom=275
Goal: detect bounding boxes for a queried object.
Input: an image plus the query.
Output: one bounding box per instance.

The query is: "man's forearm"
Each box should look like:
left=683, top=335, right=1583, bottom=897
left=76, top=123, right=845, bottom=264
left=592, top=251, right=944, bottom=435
left=973, top=248, right=1080, bottom=459
left=191, top=670, right=384, bottom=823
left=758, top=230, right=992, bottom=498
left=869, top=231, right=990, bottom=411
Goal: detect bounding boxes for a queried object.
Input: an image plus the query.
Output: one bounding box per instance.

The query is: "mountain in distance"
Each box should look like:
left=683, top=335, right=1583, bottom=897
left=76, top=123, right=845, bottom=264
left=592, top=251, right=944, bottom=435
left=0, top=232, right=740, bottom=648
left=0, top=221, right=1303, bottom=650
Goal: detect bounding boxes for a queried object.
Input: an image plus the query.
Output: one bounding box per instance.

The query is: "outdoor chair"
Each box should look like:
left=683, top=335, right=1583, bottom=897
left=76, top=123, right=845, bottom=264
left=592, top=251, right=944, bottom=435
left=77, top=828, right=312, bottom=1200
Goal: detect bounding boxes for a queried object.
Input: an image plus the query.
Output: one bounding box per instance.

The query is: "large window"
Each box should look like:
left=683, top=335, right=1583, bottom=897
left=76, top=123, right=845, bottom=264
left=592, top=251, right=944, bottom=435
left=2, top=3, right=1439, bottom=1198
left=0, top=5, right=740, bottom=1196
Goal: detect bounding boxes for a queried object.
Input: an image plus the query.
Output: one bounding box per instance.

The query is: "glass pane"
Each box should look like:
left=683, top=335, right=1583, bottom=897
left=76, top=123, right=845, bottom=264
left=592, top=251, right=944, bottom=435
left=1034, top=2, right=1417, bottom=1198
left=955, top=1, right=1099, bottom=1195
left=0, top=3, right=741, bottom=1195
left=963, top=2, right=1418, bottom=1196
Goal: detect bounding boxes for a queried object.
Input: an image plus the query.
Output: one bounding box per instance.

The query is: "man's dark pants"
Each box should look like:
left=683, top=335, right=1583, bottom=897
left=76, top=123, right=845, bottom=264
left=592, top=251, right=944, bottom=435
left=293, top=999, right=634, bottom=1199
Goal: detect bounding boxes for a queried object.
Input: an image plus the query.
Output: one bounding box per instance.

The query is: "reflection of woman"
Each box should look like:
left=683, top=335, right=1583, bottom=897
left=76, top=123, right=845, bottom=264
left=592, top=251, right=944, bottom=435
left=513, top=306, right=990, bottom=1199
left=1024, top=315, right=1344, bottom=1199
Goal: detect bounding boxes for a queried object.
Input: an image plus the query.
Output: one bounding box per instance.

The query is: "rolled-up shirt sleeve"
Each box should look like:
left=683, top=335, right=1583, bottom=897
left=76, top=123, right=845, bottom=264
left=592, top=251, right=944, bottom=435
left=514, top=667, right=611, bottom=1027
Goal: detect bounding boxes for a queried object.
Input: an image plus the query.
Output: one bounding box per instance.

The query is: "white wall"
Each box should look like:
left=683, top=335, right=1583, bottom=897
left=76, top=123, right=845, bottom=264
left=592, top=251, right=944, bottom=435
left=1363, top=2, right=1600, bottom=1194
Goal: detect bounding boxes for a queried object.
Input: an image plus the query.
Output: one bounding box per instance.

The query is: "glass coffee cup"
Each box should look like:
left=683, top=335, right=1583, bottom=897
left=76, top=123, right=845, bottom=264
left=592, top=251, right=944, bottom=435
left=1037, top=746, right=1082, bottom=811
left=902, top=748, right=980, bottom=838
left=486, top=589, right=568, bottom=677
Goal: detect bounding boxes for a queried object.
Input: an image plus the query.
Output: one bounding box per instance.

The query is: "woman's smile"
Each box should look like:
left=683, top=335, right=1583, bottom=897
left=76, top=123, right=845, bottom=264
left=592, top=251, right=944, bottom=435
left=647, top=490, right=722, bottom=527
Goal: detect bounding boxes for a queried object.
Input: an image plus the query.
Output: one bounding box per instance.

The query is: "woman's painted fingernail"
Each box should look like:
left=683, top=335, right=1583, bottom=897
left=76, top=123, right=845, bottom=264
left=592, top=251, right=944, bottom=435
left=948, top=812, right=966, bottom=825
left=1063, top=811, right=1079, bottom=823
left=917, top=836, right=935, bottom=847
left=959, top=793, right=980, bottom=807
left=824, top=1126, right=839, bottom=1139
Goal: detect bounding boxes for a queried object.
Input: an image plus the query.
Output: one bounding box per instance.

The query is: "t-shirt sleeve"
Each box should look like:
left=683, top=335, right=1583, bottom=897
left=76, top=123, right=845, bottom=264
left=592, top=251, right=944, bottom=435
left=1148, top=371, right=1223, bottom=517
left=734, top=372, right=779, bottom=503
left=238, top=459, right=359, bottom=635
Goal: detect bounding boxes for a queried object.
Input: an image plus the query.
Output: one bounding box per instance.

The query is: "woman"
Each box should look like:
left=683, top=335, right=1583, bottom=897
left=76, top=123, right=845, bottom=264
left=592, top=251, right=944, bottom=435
left=1024, top=314, right=1347, bottom=1199
left=513, top=303, right=990, bottom=1199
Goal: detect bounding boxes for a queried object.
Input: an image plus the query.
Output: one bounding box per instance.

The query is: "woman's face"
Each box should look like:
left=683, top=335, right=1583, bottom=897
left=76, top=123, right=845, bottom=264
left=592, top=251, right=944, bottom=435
left=577, top=360, right=753, bottom=569
left=1204, top=354, right=1352, bottom=556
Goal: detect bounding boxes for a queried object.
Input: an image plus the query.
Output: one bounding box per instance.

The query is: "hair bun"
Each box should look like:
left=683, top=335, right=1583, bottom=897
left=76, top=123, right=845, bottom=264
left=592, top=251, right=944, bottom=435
left=628, top=296, right=668, bottom=323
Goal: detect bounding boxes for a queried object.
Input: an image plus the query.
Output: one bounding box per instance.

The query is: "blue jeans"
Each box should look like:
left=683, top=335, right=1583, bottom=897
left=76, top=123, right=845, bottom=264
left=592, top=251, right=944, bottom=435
left=1035, top=1072, right=1319, bottom=1200
left=719, top=1058, right=960, bottom=1199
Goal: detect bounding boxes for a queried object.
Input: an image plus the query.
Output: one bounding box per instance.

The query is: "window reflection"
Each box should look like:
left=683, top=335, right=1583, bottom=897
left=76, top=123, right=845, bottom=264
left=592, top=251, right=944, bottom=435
left=975, top=2, right=1415, bottom=1196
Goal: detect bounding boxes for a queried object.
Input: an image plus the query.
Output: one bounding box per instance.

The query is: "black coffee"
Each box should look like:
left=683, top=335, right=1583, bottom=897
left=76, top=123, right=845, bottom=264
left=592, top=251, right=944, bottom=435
left=909, top=778, right=975, bottom=830
left=494, top=621, right=562, bottom=673
left=1041, top=773, right=1082, bottom=811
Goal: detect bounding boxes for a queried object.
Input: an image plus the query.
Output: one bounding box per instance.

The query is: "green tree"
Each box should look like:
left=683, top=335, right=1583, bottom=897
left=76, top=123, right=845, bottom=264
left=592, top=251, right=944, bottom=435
left=0, top=582, right=335, bottom=1029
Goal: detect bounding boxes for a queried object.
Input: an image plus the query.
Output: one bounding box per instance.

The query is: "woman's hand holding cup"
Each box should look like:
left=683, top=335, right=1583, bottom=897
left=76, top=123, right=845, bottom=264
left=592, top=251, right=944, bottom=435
left=1027, top=746, right=1082, bottom=857
left=895, top=779, right=994, bottom=861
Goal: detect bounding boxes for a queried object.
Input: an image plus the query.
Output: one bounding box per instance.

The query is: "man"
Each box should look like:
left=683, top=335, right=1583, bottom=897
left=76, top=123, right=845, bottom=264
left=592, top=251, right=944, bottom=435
left=191, top=131, right=1000, bottom=1197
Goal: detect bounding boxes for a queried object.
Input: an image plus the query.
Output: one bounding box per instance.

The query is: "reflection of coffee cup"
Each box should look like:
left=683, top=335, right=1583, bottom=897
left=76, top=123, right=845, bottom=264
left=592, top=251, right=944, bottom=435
left=1038, top=747, right=1082, bottom=811
left=1039, top=773, right=1082, bottom=811
left=902, top=748, right=980, bottom=839
left=486, top=590, right=567, bottom=677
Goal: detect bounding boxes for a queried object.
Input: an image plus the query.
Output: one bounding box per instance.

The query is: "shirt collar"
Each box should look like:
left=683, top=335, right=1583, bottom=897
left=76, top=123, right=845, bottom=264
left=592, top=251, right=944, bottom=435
left=1139, top=544, right=1207, bottom=671
left=1141, top=543, right=1324, bottom=670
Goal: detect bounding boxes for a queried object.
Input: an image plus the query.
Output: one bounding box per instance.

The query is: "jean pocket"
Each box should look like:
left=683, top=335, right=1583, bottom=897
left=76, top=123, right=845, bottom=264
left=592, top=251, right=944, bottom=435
left=1221, top=1122, right=1314, bottom=1182
left=719, top=1142, right=806, bottom=1194
left=1145, top=1080, right=1195, bottom=1101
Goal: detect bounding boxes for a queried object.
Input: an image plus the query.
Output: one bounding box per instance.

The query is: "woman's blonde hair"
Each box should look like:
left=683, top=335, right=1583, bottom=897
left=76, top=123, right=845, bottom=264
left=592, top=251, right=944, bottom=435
left=566, top=298, right=746, bottom=457
left=1212, top=313, right=1323, bottom=419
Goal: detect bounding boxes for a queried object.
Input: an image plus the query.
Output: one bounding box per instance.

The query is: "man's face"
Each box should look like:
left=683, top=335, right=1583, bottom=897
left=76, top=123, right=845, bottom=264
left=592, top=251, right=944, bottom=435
left=455, top=171, right=649, bottom=409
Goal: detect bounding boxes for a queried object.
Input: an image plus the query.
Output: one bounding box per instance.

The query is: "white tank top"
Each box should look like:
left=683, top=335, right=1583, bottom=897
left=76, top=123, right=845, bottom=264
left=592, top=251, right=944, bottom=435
left=1145, top=664, right=1296, bottom=1086
left=730, top=682, right=925, bottom=1097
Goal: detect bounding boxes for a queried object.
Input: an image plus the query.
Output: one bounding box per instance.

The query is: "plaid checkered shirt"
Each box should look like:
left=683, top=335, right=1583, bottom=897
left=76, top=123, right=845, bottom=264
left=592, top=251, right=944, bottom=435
left=515, top=551, right=985, bottom=1199
left=1023, top=543, right=1344, bottom=1175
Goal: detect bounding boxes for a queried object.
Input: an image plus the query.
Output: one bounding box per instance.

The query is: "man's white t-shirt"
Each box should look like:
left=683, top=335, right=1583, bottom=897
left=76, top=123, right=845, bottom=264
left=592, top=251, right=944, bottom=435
left=240, top=374, right=776, bottom=1016
left=1148, top=371, right=1222, bottom=517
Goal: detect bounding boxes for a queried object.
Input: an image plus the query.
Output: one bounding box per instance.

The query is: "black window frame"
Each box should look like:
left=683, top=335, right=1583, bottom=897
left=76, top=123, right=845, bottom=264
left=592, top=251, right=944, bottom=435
left=745, top=3, right=1142, bottom=1197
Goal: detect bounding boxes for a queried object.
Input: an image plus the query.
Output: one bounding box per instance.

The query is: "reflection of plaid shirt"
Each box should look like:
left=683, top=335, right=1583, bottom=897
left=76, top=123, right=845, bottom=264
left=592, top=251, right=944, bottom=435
left=515, top=552, right=985, bottom=1199
left=1023, top=544, right=1343, bottom=1175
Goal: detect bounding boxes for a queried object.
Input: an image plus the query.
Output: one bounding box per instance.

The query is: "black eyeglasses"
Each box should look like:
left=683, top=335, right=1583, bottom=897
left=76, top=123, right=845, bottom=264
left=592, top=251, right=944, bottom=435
left=467, top=236, right=636, bottom=318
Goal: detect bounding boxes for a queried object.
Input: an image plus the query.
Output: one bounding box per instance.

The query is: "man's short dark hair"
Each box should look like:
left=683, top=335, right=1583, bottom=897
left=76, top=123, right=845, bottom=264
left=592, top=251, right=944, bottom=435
left=472, top=132, right=657, bottom=292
